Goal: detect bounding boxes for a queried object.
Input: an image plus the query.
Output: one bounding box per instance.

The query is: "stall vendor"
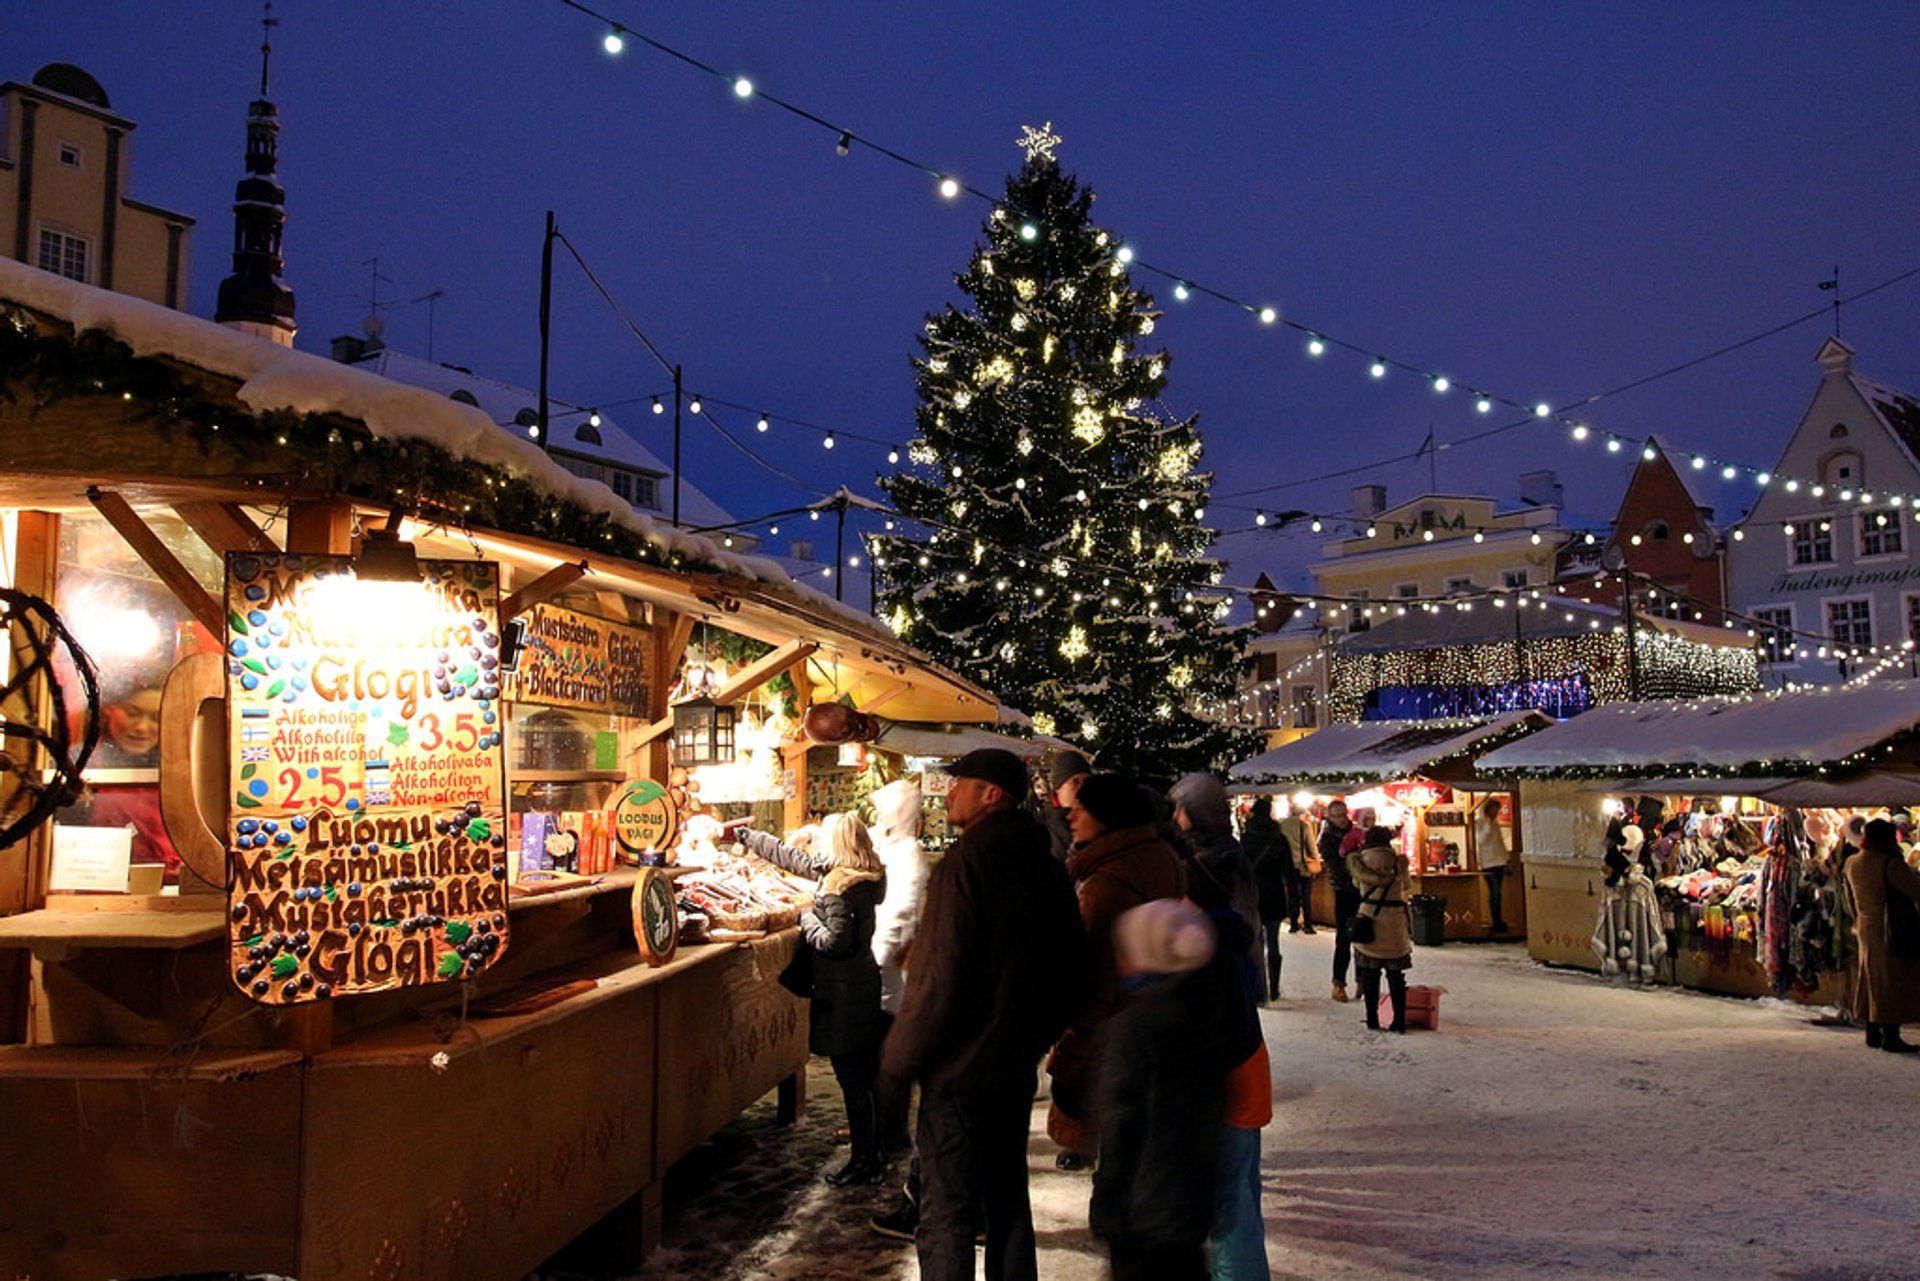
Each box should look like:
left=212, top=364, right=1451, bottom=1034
left=74, top=680, right=181, bottom=884
left=1474, top=797, right=1512, bottom=934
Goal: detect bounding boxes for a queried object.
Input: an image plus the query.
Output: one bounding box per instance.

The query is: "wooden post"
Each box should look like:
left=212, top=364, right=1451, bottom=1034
left=781, top=654, right=814, bottom=832
left=0, top=512, right=60, bottom=1042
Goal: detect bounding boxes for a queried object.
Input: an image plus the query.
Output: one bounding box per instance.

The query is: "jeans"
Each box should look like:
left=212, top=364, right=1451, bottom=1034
left=916, top=1085, right=1039, bottom=1281
left=1331, top=887, right=1361, bottom=985
left=1357, top=966, right=1408, bottom=1030
left=1485, top=866, right=1507, bottom=927
left=1259, top=919, right=1284, bottom=999
left=1207, top=1124, right=1269, bottom=1280
left=830, top=1048, right=881, bottom=1163
left=1282, top=867, right=1306, bottom=926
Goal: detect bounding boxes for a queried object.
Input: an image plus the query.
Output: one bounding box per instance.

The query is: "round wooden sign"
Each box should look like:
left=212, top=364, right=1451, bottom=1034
left=634, top=866, right=679, bottom=966
left=608, top=778, right=678, bottom=856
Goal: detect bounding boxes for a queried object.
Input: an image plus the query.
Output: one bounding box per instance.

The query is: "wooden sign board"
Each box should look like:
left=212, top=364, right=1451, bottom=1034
left=223, top=552, right=510, bottom=1004
left=608, top=778, right=678, bottom=857
left=502, top=602, right=650, bottom=717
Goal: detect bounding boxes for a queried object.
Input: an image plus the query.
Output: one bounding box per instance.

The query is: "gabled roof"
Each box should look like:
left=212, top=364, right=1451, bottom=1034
left=1852, top=371, right=1920, bottom=472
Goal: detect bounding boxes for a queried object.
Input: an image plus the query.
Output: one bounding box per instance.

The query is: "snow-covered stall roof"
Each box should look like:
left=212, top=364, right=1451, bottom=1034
left=1339, top=594, right=1749, bottom=653
left=1475, top=680, right=1920, bottom=778
left=1228, top=710, right=1550, bottom=787
left=875, top=721, right=1051, bottom=761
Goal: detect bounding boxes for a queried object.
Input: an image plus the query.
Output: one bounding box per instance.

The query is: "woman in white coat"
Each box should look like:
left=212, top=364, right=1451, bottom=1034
left=869, top=778, right=928, bottom=1150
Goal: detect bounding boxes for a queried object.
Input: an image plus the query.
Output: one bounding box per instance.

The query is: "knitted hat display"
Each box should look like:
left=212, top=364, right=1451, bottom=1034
left=1112, top=898, right=1217, bottom=976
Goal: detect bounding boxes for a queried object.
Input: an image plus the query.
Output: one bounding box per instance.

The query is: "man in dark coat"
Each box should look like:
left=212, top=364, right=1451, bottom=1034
left=1320, top=799, right=1359, bottom=1002
left=882, top=749, right=1092, bottom=1281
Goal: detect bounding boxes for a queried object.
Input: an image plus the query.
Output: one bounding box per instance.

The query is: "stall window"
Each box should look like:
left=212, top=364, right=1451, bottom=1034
left=1751, top=606, right=1794, bottom=664
left=1827, top=597, right=1872, bottom=650
left=1860, top=507, right=1904, bottom=558
left=1791, top=518, right=1834, bottom=566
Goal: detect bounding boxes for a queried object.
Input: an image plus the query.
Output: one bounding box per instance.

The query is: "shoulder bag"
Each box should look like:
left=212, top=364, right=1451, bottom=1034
left=1884, top=857, right=1920, bottom=960
left=1346, top=881, right=1387, bottom=945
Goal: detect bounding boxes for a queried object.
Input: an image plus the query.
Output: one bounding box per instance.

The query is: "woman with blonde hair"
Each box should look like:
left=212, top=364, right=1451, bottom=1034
left=739, top=811, right=889, bottom=1183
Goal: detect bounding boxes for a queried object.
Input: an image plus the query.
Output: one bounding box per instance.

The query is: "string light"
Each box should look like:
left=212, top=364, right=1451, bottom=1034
left=603, top=27, right=625, bottom=54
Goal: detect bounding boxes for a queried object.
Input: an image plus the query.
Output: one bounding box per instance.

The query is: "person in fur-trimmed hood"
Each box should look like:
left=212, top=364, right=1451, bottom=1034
left=1347, top=827, right=1414, bottom=1032
left=739, top=813, right=889, bottom=1186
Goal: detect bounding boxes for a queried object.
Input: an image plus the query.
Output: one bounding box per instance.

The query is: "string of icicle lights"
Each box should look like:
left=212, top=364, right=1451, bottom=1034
left=560, top=1, right=1920, bottom=522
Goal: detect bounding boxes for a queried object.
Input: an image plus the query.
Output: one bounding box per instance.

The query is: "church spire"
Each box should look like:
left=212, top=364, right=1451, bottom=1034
left=215, top=3, right=297, bottom=346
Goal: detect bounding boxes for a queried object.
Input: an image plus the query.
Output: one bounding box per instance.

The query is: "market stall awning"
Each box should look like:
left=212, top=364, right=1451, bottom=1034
left=1475, top=680, right=1920, bottom=778
left=874, top=721, right=1052, bottom=761
left=1227, top=710, right=1551, bottom=788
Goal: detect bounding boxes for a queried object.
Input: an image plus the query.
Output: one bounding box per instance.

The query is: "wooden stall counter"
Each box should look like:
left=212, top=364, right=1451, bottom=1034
left=0, top=932, right=809, bottom=1281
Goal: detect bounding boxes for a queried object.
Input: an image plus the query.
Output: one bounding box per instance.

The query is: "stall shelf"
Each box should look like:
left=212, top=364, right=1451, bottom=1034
left=1228, top=711, right=1550, bottom=940
left=0, top=258, right=998, bottom=1278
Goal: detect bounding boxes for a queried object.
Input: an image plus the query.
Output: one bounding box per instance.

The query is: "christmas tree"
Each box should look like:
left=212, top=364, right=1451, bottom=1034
left=874, top=124, right=1259, bottom=781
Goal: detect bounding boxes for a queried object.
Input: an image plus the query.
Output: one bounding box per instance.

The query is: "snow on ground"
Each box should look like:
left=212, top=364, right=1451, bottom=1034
left=548, top=933, right=1920, bottom=1280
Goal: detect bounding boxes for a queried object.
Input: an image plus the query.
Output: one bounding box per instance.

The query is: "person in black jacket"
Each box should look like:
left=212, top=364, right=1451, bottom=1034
left=740, top=812, right=889, bottom=1186
left=1320, top=799, right=1359, bottom=1002
left=1242, top=796, right=1292, bottom=1002
left=1092, top=897, right=1239, bottom=1280
left=882, top=749, right=1091, bottom=1281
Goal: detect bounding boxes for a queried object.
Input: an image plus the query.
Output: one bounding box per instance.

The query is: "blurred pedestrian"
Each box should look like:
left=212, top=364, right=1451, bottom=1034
left=869, top=778, right=928, bottom=1153
left=1318, top=799, right=1358, bottom=1001
left=1278, top=801, right=1316, bottom=935
left=1091, top=899, right=1238, bottom=1281
left=1474, top=796, right=1512, bottom=934
left=1242, top=796, right=1291, bottom=1001
left=1043, top=749, right=1093, bottom=863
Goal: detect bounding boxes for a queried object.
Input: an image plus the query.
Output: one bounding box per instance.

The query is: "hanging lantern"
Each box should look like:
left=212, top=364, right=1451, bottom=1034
left=673, top=695, right=737, bottom=767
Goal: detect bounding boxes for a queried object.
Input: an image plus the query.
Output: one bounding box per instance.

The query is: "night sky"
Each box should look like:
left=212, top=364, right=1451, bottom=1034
left=14, top=2, right=1920, bottom=596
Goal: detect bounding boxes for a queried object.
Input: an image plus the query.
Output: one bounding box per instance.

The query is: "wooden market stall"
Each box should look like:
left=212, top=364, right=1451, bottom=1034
left=0, top=259, right=998, bottom=1280
left=1475, top=682, right=1920, bottom=1001
left=1227, top=711, right=1551, bottom=940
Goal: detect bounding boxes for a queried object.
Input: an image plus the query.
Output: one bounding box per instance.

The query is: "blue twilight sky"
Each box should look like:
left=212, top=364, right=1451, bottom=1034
left=11, top=1, right=1920, bottom=598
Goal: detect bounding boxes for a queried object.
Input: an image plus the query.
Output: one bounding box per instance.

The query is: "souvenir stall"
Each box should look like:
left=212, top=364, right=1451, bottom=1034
left=0, top=261, right=998, bottom=1281
left=1475, top=682, right=1920, bottom=1002
left=1227, top=711, right=1551, bottom=939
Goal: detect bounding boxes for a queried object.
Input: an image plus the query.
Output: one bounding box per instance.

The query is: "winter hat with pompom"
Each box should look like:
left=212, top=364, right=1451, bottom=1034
left=1112, top=898, right=1217, bottom=976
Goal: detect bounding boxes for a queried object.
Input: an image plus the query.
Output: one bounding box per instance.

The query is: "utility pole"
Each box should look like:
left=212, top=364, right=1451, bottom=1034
left=537, top=211, right=554, bottom=453
left=833, top=493, right=848, bottom=603
left=671, top=364, right=684, bottom=527
left=1621, top=569, right=1640, bottom=700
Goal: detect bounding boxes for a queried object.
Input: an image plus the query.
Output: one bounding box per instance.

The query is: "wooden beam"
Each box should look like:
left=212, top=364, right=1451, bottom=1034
left=284, top=497, right=354, bottom=556
left=157, top=651, right=227, bottom=896
left=710, top=640, right=818, bottom=706
left=501, top=560, right=590, bottom=622
left=85, top=488, right=225, bottom=638
left=173, top=501, right=277, bottom=555
left=857, top=680, right=912, bottom=716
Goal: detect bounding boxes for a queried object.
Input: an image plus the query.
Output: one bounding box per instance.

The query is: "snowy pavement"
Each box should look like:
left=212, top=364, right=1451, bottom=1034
left=540, top=932, right=1920, bottom=1280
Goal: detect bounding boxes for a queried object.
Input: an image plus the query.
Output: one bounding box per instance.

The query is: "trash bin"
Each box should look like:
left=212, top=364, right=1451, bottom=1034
left=1409, top=894, right=1446, bottom=947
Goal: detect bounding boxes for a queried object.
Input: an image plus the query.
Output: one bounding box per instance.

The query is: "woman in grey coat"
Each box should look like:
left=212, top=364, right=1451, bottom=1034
left=1348, top=827, right=1413, bottom=1033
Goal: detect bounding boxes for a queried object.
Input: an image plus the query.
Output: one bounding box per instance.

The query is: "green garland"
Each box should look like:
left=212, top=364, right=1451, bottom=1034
left=0, top=314, right=733, bottom=578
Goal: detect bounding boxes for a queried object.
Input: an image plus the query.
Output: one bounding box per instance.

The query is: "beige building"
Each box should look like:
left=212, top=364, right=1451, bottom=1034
left=1311, top=475, right=1570, bottom=633
left=0, top=63, right=193, bottom=309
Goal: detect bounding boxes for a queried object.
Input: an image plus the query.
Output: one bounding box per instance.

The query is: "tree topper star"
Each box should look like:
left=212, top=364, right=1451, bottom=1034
left=1017, top=121, right=1062, bottom=162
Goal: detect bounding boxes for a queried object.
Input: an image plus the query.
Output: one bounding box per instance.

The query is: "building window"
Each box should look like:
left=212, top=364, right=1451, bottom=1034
left=1394, top=582, right=1419, bottom=599
left=37, top=228, right=88, bottom=283
left=1501, top=569, right=1527, bottom=589
left=1254, top=652, right=1278, bottom=682
left=630, top=473, right=659, bottom=510
left=1827, top=598, right=1872, bottom=651
left=1291, top=684, right=1318, bottom=729
left=58, top=142, right=81, bottom=168
left=1905, top=596, right=1920, bottom=649
left=1348, top=590, right=1371, bottom=633
left=610, top=471, right=634, bottom=503
left=1860, top=508, right=1904, bottom=558
left=1752, top=606, right=1794, bottom=664
left=1791, top=518, right=1834, bottom=566
left=1445, top=576, right=1474, bottom=594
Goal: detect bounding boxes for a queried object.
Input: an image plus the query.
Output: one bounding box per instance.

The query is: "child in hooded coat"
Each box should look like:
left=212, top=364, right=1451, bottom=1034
left=1091, top=898, right=1241, bottom=1281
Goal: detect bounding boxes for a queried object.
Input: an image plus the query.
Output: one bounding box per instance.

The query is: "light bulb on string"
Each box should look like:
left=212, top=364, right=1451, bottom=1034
left=688, top=395, right=703, bottom=414
left=756, top=414, right=769, bottom=432
left=1607, top=438, right=1621, bottom=452
left=1307, top=336, right=1325, bottom=356
left=939, top=177, right=960, bottom=199
left=836, top=131, right=852, bottom=156
left=887, top=449, right=900, bottom=464
left=1534, top=403, right=1552, bottom=418
left=1173, top=281, right=1191, bottom=300
left=1020, top=223, right=1039, bottom=241
left=1476, top=397, right=1492, bottom=413
left=603, top=27, right=625, bottom=54
left=823, top=433, right=836, bottom=450
left=1433, top=376, right=1450, bottom=393
left=652, top=397, right=664, bottom=415
left=733, top=77, right=754, bottom=98
left=1370, top=360, right=1387, bottom=379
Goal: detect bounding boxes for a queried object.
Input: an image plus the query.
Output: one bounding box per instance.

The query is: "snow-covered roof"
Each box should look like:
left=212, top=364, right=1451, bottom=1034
left=1228, top=710, right=1550, bottom=786
left=1853, top=372, right=1920, bottom=471
left=0, top=255, right=865, bottom=624
left=343, top=348, right=738, bottom=532
left=875, top=720, right=1051, bottom=761
left=1335, top=594, right=1747, bottom=654
left=1475, top=680, right=1920, bottom=776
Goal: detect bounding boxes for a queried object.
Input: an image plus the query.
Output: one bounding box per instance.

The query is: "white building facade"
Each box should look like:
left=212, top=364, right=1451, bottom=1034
left=1727, top=338, right=1920, bottom=682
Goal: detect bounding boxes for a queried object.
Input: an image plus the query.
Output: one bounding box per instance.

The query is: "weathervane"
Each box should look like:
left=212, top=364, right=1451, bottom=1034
left=259, top=2, right=279, bottom=97
left=1017, top=121, right=1062, bottom=162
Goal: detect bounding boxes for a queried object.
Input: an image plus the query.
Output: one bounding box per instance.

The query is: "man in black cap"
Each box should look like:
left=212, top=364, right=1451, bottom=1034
left=882, top=748, right=1091, bottom=1281
left=1042, top=749, right=1093, bottom=863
